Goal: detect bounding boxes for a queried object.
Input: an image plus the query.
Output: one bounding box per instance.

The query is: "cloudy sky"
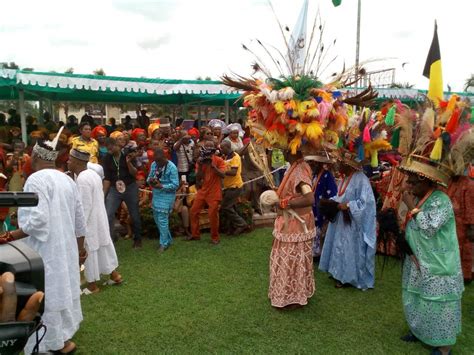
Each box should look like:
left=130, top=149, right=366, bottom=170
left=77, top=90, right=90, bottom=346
left=1, top=0, right=472, bottom=91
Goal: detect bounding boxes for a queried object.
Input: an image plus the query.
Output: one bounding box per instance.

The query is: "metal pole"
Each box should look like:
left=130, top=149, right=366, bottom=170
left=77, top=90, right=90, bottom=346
left=19, top=89, right=27, bottom=144
left=38, top=100, right=44, bottom=125
left=355, top=0, right=361, bottom=86
left=48, top=100, right=54, bottom=121
left=198, top=102, right=202, bottom=124
left=224, top=99, right=230, bottom=124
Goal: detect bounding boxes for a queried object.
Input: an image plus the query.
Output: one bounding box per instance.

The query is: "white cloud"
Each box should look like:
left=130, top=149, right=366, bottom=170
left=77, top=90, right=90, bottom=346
left=0, top=0, right=473, bottom=90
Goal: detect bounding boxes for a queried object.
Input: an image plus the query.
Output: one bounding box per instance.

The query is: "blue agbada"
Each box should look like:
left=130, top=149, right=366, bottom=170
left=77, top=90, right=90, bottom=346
left=312, top=170, right=337, bottom=256
left=147, top=160, right=179, bottom=248
left=319, top=171, right=377, bottom=289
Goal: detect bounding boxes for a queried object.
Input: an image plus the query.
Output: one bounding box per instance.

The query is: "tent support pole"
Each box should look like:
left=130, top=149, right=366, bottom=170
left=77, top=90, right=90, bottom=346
left=225, top=100, right=230, bottom=124
left=19, top=89, right=27, bottom=144
left=48, top=100, right=54, bottom=121
left=38, top=100, right=44, bottom=124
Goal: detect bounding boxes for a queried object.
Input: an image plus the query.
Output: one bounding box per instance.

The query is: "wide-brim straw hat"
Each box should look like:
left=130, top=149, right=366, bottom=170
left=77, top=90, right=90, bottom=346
left=334, top=149, right=364, bottom=171
left=304, top=151, right=335, bottom=164
left=398, top=154, right=453, bottom=187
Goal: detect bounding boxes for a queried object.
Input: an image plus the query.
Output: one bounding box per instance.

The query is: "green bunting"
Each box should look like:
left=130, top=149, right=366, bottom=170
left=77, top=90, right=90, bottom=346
left=385, top=106, right=396, bottom=126
left=332, top=0, right=342, bottom=7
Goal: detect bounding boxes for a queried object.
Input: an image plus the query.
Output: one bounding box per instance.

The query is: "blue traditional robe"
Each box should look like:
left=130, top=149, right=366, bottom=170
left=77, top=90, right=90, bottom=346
left=147, top=160, right=179, bottom=247
left=319, top=171, right=376, bottom=289
left=312, top=170, right=337, bottom=256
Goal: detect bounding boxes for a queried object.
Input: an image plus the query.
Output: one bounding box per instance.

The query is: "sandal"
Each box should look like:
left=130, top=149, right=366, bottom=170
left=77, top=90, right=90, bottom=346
left=103, top=278, right=123, bottom=286
left=51, top=341, right=77, bottom=354
left=81, top=288, right=100, bottom=295
left=335, top=281, right=344, bottom=288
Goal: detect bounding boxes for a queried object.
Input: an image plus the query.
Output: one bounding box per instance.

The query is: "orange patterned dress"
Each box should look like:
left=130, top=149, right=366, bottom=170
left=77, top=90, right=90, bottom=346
left=447, top=176, right=474, bottom=281
left=268, top=159, right=316, bottom=308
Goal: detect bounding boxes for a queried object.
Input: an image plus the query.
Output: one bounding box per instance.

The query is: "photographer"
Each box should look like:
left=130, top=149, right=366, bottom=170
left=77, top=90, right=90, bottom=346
left=147, top=148, right=179, bottom=252
left=173, top=131, right=195, bottom=183
left=187, top=141, right=226, bottom=245
left=102, top=137, right=142, bottom=249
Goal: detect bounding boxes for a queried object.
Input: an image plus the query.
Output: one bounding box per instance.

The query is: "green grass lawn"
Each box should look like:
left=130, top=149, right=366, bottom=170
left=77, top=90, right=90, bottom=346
left=76, top=228, right=474, bottom=354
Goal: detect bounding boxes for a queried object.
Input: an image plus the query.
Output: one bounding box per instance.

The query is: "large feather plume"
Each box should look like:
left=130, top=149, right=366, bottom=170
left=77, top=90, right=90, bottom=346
left=448, top=128, right=474, bottom=175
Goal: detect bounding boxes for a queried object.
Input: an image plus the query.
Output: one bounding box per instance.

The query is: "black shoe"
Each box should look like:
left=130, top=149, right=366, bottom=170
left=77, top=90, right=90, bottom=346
left=430, top=349, right=451, bottom=355
left=400, top=331, right=419, bottom=342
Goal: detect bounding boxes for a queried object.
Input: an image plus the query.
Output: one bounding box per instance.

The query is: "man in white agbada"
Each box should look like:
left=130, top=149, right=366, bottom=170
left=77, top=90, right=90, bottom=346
left=68, top=149, right=122, bottom=295
left=6, top=131, right=87, bottom=354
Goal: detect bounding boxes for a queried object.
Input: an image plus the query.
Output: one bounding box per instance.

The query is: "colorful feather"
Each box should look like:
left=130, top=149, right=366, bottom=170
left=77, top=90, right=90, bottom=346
left=385, top=106, right=396, bottom=126
left=391, top=127, right=401, bottom=149
left=429, top=137, right=443, bottom=161
left=445, top=107, right=461, bottom=134
left=289, top=135, right=302, bottom=154
left=370, top=150, right=378, bottom=168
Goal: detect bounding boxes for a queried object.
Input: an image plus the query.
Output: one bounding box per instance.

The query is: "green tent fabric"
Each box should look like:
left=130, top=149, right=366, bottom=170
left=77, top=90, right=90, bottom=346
left=0, top=69, right=242, bottom=106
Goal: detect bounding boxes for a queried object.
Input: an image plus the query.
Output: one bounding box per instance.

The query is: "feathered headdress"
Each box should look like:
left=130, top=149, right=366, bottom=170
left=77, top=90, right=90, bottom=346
left=335, top=106, right=392, bottom=169
left=221, top=2, right=378, bottom=155
left=399, top=96, right=472, bottom=186
left=32, top=126, right=65, bottom=161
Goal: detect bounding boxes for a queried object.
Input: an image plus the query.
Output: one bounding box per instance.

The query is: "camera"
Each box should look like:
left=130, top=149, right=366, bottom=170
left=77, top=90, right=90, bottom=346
left=0, top=192, right=44, bottom=355
left=123, top=146, right=138, bottom=156
left=199, top=147, right=216, bottom=164
left=164, top=138, right=174, bottom=149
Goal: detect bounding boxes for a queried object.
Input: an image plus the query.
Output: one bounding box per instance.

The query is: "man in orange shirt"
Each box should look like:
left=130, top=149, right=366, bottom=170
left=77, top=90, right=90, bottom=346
left=187, top=141, right=225, bottom=244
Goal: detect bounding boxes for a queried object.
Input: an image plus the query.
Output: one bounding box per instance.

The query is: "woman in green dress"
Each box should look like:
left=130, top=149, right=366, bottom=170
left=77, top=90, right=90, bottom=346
left=399, top=166, right=464, bottom=355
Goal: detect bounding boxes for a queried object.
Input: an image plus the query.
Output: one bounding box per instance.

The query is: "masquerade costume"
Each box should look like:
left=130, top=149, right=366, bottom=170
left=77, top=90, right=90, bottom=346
left=222, top=1, right=384, bottom=306
left=397, top=97, right=471, bottom=348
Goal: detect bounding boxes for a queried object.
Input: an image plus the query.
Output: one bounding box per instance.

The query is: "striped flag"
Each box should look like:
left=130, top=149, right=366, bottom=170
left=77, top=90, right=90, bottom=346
left=423, top=21, right=443, bottom=105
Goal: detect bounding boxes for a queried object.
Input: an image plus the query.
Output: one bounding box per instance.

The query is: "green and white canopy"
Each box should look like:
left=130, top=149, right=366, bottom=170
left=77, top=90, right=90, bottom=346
left=0, top=69, right=241, bottom=106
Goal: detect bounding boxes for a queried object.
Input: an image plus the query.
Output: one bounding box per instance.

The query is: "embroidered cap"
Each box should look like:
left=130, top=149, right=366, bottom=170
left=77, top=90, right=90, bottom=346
left=32, top=126, right=65, bottom=161
left=70, top=148, right=91, bottom=162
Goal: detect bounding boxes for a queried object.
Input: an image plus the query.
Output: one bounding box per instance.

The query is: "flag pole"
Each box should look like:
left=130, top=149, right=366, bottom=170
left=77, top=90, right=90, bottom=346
left=355, top=0, right=361, bottom=86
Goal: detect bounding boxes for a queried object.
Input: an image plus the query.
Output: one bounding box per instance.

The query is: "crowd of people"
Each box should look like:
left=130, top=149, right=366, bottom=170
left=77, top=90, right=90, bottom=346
left=0, top=111, right=272, bottom=248
left=0, top=100, right=472, bottom=355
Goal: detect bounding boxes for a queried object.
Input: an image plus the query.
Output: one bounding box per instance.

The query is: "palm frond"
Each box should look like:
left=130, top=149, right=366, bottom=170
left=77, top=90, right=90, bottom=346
left=221, top=74, right=257, bottom=92
left=343, top=85, right=378, bottom=107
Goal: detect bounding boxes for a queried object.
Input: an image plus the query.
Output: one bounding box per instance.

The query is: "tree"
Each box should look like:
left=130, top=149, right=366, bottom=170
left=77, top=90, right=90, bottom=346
left=389, top=82, right=414, bottom=89
left=93, top=68, right=106, bottom=76
left=196, top=76, right=212, bottom=81
left=464, top=74, right=474, bottom=92
left=0, top=62, right=19, bottom=69
left=65, top=67, right=74, bottom=74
